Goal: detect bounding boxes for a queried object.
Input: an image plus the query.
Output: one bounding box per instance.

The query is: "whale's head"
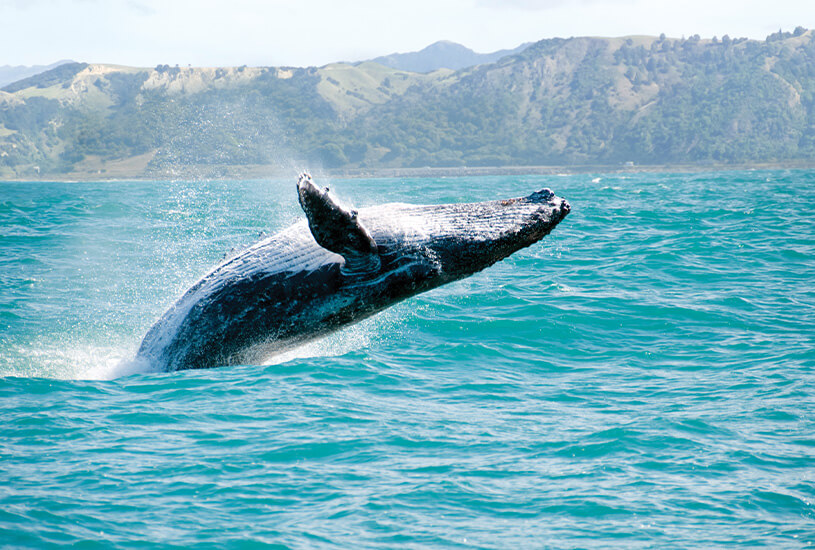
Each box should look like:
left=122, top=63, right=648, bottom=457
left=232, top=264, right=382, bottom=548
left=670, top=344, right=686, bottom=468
left=298, top=172, right=569, bottom=291
left=362, top=187, right=570, bottom=283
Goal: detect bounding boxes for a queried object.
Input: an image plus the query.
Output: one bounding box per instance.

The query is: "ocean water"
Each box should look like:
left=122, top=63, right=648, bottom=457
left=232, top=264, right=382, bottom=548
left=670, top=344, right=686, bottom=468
left=1, top=171, right=813, bottom=548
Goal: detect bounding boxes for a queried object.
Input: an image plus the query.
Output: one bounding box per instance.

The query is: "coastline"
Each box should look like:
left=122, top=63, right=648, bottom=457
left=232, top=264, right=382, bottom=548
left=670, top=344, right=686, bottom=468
left=330, top=161, right=815, bottom=179
left=2, top=160, right=814, bottom=182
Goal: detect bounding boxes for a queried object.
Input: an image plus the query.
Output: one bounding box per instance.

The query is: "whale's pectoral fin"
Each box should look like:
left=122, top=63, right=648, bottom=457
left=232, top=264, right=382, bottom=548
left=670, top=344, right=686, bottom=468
left=297, top=173, right=381, bottom=274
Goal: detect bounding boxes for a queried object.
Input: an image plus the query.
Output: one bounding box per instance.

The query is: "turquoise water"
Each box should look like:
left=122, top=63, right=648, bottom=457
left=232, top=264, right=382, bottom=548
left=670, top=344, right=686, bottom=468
left=1, top=171, right=813, bottom=548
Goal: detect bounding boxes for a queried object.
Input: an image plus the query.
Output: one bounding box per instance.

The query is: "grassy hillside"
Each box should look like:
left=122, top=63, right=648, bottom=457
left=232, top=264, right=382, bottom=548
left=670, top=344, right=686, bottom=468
left=1, top=29, right=814, bottom=179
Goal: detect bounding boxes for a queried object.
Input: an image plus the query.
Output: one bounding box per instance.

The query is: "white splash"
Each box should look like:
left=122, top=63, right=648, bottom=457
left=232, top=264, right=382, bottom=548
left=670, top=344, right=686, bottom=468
left=2, top=341, right=160, bottom=381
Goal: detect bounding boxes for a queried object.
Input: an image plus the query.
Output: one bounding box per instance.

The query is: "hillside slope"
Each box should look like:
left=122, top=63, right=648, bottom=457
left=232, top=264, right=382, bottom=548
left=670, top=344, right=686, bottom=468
left=351, top=30, right=815, bottom=167
left=1, top=30, right=814, bottom=178
left=0, top=60, right=75, bottom=89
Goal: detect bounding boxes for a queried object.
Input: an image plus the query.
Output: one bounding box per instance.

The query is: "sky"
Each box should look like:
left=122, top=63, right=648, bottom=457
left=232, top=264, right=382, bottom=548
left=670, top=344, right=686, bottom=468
left=1, top=0, right=813, bottom=68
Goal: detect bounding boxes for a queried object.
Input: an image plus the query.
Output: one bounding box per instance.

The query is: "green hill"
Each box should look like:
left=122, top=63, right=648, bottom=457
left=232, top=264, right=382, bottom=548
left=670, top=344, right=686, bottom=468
left=1, top=29, right=814, bottom=179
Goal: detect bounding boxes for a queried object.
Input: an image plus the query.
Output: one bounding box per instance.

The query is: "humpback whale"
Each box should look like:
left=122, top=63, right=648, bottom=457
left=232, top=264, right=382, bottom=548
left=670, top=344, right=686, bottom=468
left=137, top=174, right=570, bottom=371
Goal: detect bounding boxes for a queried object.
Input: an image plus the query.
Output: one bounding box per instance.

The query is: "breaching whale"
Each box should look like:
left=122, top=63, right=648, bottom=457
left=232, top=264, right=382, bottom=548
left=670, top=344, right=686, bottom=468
left=136, top=174, right=570, bottom=371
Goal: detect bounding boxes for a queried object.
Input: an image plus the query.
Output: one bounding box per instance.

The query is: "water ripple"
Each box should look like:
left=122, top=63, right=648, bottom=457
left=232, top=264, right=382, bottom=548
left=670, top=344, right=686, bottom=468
left=1, top=171, right=814, bottom=547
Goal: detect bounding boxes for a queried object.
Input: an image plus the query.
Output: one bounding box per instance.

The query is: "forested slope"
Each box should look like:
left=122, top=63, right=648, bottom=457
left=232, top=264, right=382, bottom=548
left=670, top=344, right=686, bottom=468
left=1, top=29, right=813, bottom=178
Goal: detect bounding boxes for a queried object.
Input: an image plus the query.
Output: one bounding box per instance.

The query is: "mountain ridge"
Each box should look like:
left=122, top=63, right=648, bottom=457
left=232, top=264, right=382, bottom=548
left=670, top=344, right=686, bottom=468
left=365, top=40, right=532, bottom=73
left=0, top=60, right=76, bottom=89
left=1, top=29, right=814, bottom=179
